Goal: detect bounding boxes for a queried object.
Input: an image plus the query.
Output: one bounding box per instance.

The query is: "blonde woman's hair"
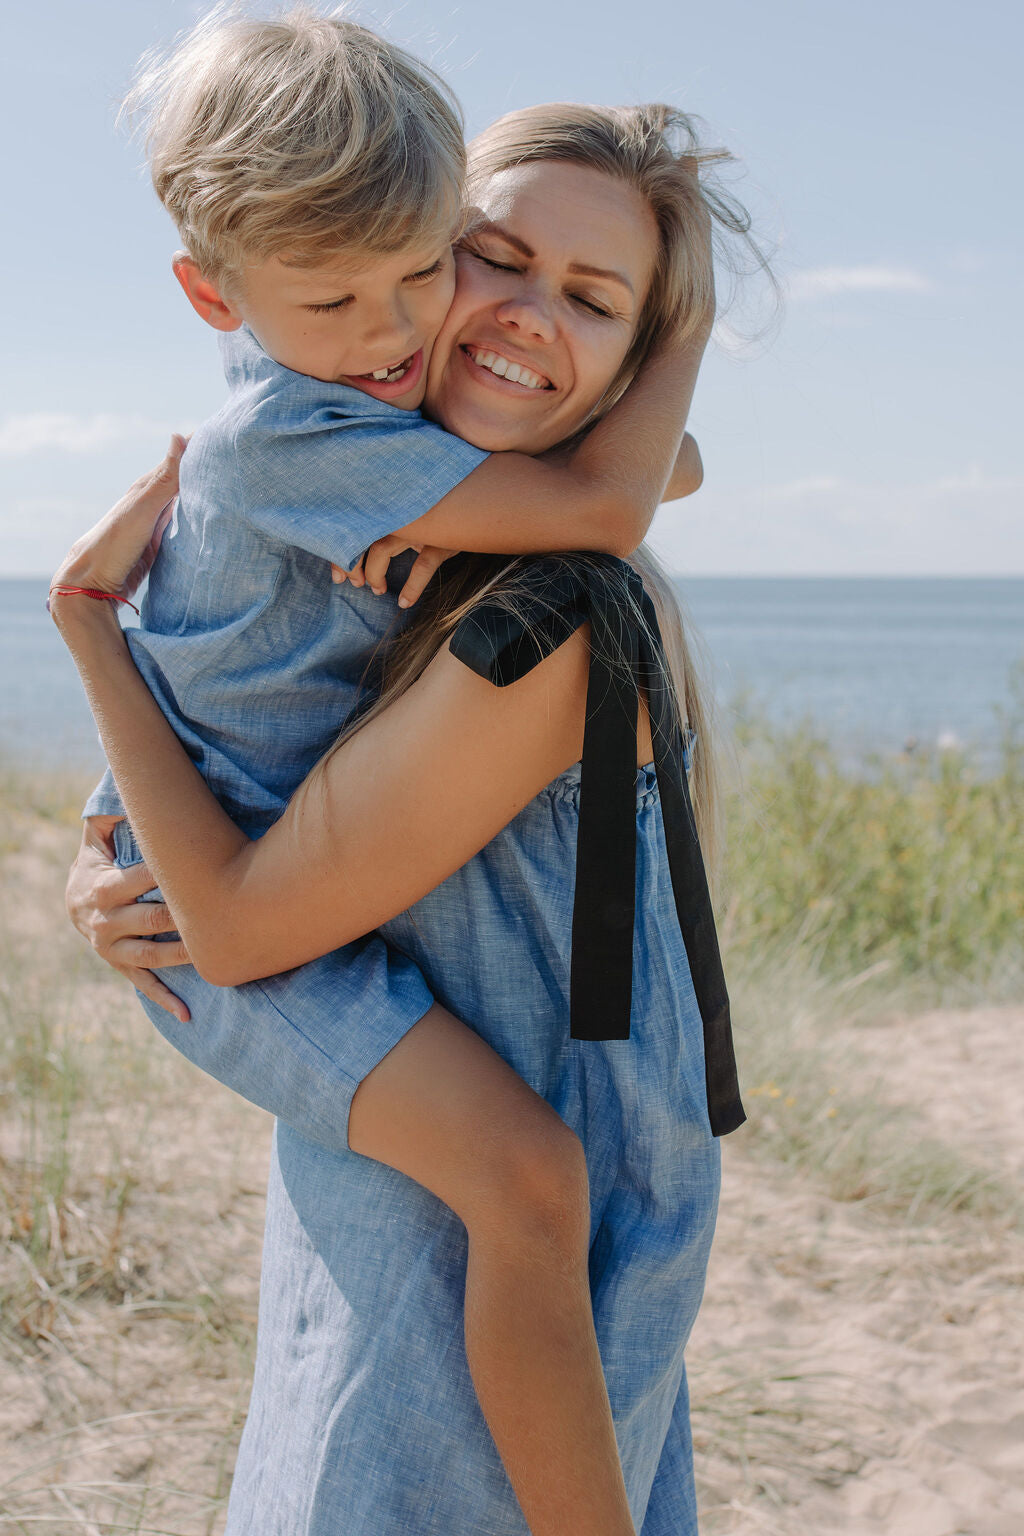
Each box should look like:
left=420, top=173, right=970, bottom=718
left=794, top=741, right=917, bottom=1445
left=123, top=4, right=466, bottom=288
left=316, top=103, right=767, bottom=878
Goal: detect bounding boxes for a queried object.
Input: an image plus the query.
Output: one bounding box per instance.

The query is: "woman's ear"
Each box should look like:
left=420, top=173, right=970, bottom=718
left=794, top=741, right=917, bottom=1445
left=172, top=253, right=243, bottom=332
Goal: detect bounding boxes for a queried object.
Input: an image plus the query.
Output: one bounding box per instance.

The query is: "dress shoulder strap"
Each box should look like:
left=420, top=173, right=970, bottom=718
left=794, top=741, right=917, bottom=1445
left=450, top=553, right=745, bottom=1138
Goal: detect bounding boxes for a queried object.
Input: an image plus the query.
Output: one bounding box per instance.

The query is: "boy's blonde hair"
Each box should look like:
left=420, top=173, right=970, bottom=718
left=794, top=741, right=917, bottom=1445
left=123, top=4, right=466, bottom=288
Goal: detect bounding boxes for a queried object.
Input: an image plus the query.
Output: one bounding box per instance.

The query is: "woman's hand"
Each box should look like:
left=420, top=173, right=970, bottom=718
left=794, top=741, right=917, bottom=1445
left=50, top=436, right=186, bottom=608
left=66, top=816, right=192, bottom=1023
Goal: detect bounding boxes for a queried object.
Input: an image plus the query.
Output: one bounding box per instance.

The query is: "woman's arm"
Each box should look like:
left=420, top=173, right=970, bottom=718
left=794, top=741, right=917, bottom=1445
left=66, top=816, right=193, bottom=1021
left=54, top=593, right=591, bottom=987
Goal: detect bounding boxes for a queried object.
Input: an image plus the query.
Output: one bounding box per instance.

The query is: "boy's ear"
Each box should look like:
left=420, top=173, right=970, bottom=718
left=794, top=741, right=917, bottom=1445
left=172, top=253, right=243, bottom=332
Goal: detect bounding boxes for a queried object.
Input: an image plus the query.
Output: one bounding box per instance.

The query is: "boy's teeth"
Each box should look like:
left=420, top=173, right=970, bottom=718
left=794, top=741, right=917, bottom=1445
left=469, top=349, right=546, bottom=390
left=369, top=356, right=412, bottom=382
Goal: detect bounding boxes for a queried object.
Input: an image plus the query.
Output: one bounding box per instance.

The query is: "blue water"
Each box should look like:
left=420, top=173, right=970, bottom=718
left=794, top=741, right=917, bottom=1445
left=677, top=576, right=1023, bottom=761
left=3, top=577, right=1021, bottom=773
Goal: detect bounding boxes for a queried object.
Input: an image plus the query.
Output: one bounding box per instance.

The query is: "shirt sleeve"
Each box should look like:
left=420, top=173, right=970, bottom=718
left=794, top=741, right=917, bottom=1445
left=235, top=401, right=489, bottom=571
left=82, top=765, right=126, bottom=820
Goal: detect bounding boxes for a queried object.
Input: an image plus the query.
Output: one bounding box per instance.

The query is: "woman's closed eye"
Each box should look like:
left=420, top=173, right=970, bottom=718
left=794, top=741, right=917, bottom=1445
left=467, top=248, right=615, bottom=318
left=572, top=294, right=614, bottom=318
left=466, top=249, right=519, bottom=274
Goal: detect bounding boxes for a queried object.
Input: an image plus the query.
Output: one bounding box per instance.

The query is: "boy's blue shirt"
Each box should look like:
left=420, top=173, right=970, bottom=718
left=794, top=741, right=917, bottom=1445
left=83, top=326, right=488, bottom=833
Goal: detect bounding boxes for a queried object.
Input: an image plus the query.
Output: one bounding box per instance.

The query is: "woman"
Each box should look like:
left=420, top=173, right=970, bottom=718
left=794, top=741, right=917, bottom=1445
left=59, top=105, right=755, bottom=1535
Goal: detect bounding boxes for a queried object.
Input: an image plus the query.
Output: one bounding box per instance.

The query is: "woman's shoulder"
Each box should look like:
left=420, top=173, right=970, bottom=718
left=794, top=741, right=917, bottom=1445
left=448, top=552, right=637, bottom=690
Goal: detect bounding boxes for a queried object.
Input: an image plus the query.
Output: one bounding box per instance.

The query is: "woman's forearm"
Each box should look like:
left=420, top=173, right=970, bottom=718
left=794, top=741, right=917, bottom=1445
left=52, top=597, right=255, bottom=973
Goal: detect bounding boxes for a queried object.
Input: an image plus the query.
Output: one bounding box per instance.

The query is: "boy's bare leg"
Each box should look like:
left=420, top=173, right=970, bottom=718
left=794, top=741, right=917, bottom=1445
left=349, top=1003, right=636, bottom=1536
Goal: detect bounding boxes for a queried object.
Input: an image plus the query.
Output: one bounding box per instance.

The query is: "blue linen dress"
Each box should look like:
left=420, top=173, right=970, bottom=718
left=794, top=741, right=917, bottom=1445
left=222, top=758, right=721, bottom=1536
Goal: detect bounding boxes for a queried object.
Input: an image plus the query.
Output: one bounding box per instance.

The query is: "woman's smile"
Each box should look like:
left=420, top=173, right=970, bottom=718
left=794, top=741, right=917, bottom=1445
left=459, top=344, right=553, bottom=392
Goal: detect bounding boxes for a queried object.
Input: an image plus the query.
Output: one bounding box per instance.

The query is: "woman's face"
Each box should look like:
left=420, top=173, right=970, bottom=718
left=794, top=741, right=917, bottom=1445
left=425, top=161, right=659, bottom=453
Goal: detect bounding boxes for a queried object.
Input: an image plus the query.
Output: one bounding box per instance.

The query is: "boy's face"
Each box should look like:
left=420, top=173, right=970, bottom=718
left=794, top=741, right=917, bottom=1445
left=175, top=240, right=456, bottom=410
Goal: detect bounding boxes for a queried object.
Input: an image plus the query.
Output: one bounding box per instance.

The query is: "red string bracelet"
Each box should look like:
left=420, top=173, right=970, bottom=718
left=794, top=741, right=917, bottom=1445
left=47, top=585, right=140, bottom=616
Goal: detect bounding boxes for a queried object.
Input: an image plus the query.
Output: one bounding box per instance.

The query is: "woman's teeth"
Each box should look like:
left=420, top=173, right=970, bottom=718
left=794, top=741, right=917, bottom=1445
left=366, top=356, right=413, bottom=382
left=468, top=349, right=548, bottom=390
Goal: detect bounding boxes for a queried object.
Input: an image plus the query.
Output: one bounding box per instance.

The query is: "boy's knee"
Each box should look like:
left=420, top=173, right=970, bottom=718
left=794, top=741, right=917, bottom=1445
left=477, top=1117, right=590, bottom=1260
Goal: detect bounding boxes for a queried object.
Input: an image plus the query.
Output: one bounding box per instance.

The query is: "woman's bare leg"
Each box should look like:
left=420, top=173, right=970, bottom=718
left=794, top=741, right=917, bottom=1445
left=349, top=1003, right=636, bottom=1536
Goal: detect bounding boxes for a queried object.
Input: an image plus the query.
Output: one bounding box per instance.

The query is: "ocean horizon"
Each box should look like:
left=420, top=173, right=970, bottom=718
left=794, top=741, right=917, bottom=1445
left=3, top=574, right=1022, bottom=775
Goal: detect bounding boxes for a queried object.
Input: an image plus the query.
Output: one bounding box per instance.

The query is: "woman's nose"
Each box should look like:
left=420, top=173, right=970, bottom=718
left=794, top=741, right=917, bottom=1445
left=494, top=284, right=557, bottom=344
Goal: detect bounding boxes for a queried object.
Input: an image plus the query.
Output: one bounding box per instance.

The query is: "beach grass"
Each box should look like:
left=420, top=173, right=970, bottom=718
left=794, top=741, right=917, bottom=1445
left=719, top=675, right=1024, bottom=997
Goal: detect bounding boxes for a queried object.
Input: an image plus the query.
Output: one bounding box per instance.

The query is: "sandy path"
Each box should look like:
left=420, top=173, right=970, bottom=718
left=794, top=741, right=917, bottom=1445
left=690, top=1005, right=1024, bottom=1535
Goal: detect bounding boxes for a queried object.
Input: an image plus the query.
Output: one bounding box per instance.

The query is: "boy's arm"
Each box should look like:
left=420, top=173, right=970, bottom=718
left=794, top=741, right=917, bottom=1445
left=399, top=323, right=709, bottom=560
left=345, top=429, right=705, bottom=606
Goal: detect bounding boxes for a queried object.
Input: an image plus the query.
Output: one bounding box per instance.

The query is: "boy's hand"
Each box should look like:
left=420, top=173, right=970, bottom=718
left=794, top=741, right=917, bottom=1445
left=331, top=536, right=458, bottom=608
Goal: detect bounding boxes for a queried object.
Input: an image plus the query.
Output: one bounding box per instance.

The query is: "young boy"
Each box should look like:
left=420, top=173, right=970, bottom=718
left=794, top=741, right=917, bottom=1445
left=74, top=8, right=704, bottom=1533
left=85, top=8, right=697, bottom=843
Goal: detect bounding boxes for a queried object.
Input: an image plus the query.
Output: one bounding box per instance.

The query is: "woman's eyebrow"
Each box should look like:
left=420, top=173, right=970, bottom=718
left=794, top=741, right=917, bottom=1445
left=567, top=262, right=634, bottom=296
left=475, top=222, right=634, bottom=296
left=474, top=222, right=534, bottom=257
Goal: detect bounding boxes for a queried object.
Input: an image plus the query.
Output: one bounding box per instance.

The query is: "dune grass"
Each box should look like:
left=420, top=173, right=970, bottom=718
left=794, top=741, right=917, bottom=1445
left=719, top=680, right=1023, bottom=997
left=709, top=697, right=1022, bottom=1223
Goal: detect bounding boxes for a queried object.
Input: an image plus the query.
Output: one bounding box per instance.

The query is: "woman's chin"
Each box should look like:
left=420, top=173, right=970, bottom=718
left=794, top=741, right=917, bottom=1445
left=433, top=398, right=555, bottom=455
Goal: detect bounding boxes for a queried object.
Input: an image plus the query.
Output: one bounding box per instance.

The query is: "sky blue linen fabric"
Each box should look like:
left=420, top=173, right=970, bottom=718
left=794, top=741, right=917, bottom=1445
left=83, top=325, right=487, bottom=833
left=115, top=760, right=720, bottom=1534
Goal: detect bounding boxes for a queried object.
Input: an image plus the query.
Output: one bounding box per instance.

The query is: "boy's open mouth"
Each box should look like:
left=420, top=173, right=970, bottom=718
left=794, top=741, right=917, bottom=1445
left=346, top=348, right=425, bottom=398
left=358, top=354, right=415, bottom=383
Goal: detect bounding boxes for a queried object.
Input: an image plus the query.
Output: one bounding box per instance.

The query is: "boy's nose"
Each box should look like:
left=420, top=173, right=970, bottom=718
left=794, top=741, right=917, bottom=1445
left=362, top=301, right=417, bottom=361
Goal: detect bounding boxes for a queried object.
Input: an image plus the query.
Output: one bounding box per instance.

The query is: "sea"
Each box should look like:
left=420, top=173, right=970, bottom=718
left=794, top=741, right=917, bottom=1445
left=2, top=576, right=1021, bottom=775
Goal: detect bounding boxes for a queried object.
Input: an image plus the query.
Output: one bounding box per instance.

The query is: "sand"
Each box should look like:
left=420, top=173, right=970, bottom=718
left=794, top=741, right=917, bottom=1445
left=690, top=1005, right=1024, bottom=1535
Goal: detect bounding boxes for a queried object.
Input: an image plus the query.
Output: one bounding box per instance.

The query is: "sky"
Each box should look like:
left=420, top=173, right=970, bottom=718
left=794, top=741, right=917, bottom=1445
left=2, top=0, right=1021, bottom=576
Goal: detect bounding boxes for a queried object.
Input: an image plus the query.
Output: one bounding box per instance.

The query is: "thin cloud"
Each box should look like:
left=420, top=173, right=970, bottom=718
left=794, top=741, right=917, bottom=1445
left=763, top=476, right=843, bottom=503
left=652, top=467, right=1024, bottom=575
left=0, top=412, right=171, bottom=458
left=788, top=265, right=935, bottom=301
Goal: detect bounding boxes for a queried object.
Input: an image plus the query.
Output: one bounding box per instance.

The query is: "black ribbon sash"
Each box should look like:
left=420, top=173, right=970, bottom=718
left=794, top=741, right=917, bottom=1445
left=450, top=555, right=745, bottom=1138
